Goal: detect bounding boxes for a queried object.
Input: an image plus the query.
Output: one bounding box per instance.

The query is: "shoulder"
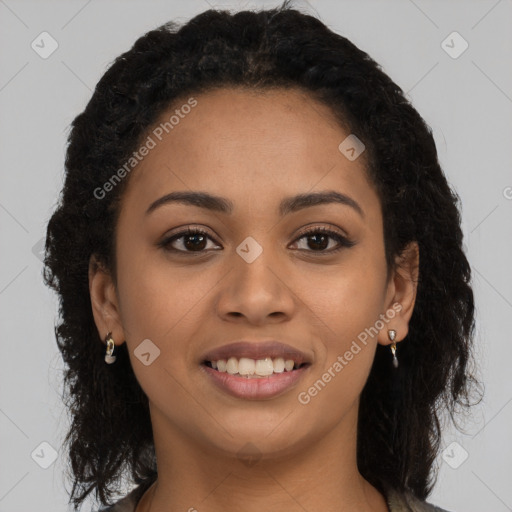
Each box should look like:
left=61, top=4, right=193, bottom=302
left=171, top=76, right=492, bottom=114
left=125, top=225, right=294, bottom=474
left=92, top=482, right=453, bottom=512
left=386, top=487, right=453, bottom=512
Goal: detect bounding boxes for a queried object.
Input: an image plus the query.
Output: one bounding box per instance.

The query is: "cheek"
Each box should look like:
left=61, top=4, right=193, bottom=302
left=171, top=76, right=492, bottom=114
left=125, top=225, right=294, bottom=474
left=115, top=256, right=201, bottom=343
left=114, top=237, right=227, bottom=364
left=295, top=305, right=380, bottom=427
left=296, top=253, right=386, bottom=405
left=113, top=250, right=210, bottom=400
left=307, top=254, right=386, bottom=344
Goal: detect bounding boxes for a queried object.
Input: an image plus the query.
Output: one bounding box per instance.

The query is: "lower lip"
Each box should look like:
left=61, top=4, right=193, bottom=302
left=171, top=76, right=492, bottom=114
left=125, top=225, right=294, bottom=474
left=201, top=364, right=311, bottom=400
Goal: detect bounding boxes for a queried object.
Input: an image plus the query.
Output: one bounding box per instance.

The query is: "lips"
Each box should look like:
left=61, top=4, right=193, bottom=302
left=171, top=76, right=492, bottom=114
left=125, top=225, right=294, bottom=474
left=200, top=340, right=313, bottom=367
left=199, top=340, right=313, bottom=400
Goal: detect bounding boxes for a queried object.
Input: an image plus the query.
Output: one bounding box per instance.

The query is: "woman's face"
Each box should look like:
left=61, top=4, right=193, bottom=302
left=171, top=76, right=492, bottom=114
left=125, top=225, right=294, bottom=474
left=91, top=87, right=417, bottom=462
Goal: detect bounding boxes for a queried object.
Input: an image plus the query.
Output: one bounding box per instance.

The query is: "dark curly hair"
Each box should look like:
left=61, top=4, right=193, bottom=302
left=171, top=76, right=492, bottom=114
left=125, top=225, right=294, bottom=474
left=43, top=1, right=482, bottom=509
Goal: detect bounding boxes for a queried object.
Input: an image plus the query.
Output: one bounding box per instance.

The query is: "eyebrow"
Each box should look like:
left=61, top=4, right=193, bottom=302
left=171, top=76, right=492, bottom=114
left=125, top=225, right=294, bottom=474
left=145, top=190, right=364, bottom=218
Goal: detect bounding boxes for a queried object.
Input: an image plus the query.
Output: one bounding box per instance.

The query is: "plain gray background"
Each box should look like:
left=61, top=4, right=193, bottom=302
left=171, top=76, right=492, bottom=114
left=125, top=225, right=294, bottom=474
left=1, top=0, right=511, bottom=510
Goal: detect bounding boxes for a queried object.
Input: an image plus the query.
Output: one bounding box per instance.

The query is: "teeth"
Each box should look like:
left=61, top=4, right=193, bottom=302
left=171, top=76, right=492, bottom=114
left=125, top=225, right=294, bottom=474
left=255, top=358, right=274, bottom=376
left=226, top=357, right=238, bottom=375
left=238, top=357, right=255, bottom=376
left=207, top=356, right=300, bottom=376
left=273, top=357, right=285, bottom=373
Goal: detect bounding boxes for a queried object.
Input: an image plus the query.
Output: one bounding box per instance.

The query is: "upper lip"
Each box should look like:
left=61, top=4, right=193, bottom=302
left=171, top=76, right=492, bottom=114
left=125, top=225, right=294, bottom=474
left=201, top=340, right=312, bottom=366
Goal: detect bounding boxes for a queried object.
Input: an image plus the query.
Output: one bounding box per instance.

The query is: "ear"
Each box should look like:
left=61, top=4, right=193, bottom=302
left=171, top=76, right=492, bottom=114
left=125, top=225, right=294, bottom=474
left=89, top=254, right=125, bottom=347
left=378, top=241, right=419, bottom=346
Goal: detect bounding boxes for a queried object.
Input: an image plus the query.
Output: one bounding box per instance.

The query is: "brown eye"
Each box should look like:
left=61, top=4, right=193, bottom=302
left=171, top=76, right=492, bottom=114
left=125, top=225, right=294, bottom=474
left=292, top=227, right=355, bottom=253
left=159, top=228, right=221, bottom=253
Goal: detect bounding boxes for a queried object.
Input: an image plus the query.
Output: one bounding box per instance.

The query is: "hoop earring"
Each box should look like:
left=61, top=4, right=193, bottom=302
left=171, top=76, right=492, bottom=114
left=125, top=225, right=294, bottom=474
left=388, top=329, right=398, bottom=368
left=104, top=332, right=117, bottom=364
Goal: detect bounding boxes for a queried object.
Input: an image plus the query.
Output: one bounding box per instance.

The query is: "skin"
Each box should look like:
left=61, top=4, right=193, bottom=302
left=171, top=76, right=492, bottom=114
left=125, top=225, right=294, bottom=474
left=89, top=87, right=419, bottom=512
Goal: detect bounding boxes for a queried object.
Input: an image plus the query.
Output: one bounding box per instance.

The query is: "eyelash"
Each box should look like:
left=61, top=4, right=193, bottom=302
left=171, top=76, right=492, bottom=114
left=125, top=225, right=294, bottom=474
left=158, top=226, right=355, bottom=255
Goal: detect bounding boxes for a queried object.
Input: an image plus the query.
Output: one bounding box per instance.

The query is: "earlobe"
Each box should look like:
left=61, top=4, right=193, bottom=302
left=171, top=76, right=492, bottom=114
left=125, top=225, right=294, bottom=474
left=88, top=254, right=125, bottom=346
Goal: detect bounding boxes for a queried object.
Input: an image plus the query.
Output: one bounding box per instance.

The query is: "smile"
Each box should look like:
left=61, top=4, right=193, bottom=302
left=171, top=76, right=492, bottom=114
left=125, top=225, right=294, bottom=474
left=204, top=356, right=308, bottom=377
left=201, top=358, right=311, bottom=400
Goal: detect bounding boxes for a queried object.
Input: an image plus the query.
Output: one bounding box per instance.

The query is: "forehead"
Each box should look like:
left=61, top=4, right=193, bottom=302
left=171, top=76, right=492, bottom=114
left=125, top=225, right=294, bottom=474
left=121, top=87, right=378, bottom=218
left=144, top=86, right=353, bottom=161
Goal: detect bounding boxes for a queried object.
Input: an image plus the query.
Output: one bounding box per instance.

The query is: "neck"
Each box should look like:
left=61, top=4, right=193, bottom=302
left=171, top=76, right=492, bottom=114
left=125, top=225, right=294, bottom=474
left=139, top=401, right=389, bottom=512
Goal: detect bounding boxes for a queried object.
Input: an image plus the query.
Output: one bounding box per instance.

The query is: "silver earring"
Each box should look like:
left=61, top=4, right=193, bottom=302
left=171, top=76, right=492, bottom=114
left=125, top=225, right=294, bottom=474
left=104, top=332, right=116, bottom=364
left=388, top=329, right=398, bottom=368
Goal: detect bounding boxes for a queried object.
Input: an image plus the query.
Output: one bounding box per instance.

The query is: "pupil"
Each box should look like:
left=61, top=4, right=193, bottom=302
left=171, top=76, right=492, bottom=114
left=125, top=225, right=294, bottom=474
left=309, top=234, right=328, bottom=251
left=185, top=234, right=206, bottom=251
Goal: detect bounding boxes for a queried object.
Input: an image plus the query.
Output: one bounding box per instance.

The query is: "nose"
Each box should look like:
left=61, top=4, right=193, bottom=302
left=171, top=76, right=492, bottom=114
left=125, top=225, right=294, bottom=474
left=215, top=244, right=296, bottom=326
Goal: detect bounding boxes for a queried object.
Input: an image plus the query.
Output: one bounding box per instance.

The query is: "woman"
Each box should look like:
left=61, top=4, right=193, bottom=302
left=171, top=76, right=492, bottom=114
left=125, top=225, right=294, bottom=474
left=44, top=2, right=480, bottom=511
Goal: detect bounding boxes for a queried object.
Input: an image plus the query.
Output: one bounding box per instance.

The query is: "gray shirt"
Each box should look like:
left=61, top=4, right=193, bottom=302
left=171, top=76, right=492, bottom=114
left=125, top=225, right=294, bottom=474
left=96, top=484, right=452, bottom=512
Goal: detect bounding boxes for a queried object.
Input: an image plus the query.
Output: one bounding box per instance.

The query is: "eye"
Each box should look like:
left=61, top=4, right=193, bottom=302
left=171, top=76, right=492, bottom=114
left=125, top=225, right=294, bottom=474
left=158, top=227, right=221, bottom=253
left=158, top=225, right=355, bottom=255
left=291, top=226, right=355, bottom=253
